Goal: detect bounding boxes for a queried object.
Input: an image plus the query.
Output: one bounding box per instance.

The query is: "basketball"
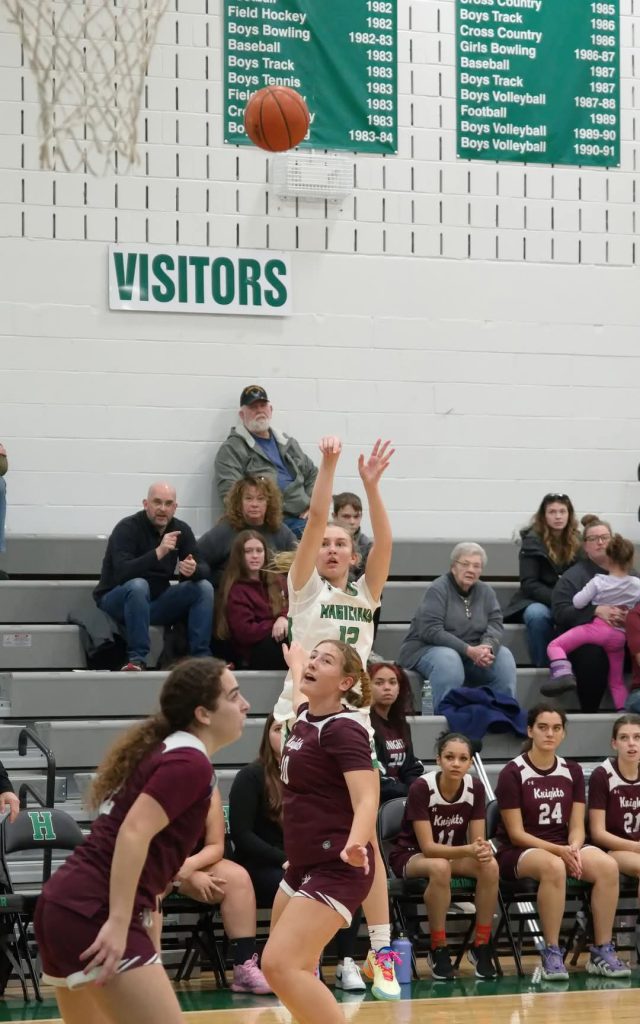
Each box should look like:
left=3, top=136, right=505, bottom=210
left=243, top=86, right=310, bottom=152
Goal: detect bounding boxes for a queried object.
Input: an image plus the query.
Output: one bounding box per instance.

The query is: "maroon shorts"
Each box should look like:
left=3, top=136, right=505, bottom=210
left=389, top=848, right=419, bottom=879
left=280, top=847, right=374, bottom=926
left=495, top=845, right=529, bottom=881
left=34, top=896, right=160, bottom=989
left=497, top=843, right=598, bottom=881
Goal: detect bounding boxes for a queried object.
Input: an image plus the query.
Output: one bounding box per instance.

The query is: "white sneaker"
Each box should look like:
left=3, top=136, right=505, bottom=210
left=335, top=957, right=366, bottom=991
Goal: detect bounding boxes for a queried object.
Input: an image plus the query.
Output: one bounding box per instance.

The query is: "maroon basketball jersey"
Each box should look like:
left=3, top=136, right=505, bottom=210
left=588, top=757, right=640, bottom=843
left=281, top=703, right=375, bottom=866
left=43, top=731, right=214, bottom=918
left=371, top=712, right=407, bottom=780
left=495, top=753, right=585, bottom=847
left=392, top=771, right=486, bottom=858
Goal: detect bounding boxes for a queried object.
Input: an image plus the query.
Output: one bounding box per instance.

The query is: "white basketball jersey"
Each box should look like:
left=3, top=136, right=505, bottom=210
left=273, top=568, right=380, bottom=724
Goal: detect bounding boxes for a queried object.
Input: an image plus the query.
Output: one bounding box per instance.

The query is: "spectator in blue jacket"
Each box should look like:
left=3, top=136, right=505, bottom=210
left=397, top=543, right=517, bottom=714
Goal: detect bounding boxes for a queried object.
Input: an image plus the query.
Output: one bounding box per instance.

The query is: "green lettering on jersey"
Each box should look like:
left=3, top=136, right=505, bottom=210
left=319, top=604, right=373, bottom=624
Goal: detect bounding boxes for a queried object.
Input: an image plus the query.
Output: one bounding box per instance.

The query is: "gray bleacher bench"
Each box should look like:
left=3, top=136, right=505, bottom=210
left=0, top=620, right=534, bottom=670
left=0, top=671, right=288, bottom=719
left=0, top=578, right=521, bottom=625
left=0, top=536, right=522, bottom=579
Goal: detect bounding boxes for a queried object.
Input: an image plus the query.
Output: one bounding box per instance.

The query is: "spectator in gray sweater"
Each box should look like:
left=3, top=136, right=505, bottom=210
left=397, top=542, right=517, bottom=713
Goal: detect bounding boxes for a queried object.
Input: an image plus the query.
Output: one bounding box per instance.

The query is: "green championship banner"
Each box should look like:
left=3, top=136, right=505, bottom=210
left=224, top=0, right=397, bottom=154
left=109, top=245, right=292, bottom=316
left=456, top=0, right=620, bottom=166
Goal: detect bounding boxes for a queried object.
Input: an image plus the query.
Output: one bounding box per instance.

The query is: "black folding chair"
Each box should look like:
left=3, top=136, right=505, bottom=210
left=486, top=800, right=591, bottom=975
left=0, top=808, right=85, bottom=1001
left=377, top=797, right=483, bottom=977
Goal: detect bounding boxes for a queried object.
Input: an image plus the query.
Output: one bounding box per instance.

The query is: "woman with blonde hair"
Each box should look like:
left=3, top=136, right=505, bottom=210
left=262, top=640, right=379, bottom=1024
left=33, top=658, right=249, bottom=1024
left=272, top=435, right=399, bottom=1000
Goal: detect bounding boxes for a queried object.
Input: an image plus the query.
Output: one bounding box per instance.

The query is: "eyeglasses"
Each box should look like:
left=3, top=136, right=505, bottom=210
left=544, top=493, right=569, bottom=502
left=455, top=560, right=483, bottom=571
left=584, top=534, right=611, bottom=544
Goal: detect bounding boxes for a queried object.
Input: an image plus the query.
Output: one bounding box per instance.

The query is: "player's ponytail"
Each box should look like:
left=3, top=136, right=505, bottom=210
left=88, top=657, right=227, bottom=809
left=268, top=550, right=297, bottom=575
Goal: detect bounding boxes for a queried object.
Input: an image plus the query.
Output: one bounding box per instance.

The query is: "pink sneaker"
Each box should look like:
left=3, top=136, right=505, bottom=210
left=231, top=954, right=272, bottom=994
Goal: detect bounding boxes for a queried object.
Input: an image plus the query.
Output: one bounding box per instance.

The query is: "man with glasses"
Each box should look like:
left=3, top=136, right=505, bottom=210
left=398, top=542, right=517, bottom=713
left=551, top=516, right=622, bottom=711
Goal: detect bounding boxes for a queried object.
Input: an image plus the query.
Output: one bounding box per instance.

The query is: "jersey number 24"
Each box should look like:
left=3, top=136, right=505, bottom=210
left=538, top=801, right=563, bottom=826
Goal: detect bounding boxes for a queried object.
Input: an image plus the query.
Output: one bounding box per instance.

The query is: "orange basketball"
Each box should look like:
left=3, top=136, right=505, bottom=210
left=244, top=86, right=310, bottom=152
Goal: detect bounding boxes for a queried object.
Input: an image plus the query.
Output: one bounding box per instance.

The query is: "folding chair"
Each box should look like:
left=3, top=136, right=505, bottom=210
left=377, top=797, right=483, bottom=978
left=486, top=800, right=591, bottom=975
left=161, top=892, right=228, bottom=987
left=0, top=807, right=85, bottom=1001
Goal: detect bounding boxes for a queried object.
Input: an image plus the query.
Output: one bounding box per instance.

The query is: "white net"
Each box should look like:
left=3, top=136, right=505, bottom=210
left=3, top=0, right=169, bottom=173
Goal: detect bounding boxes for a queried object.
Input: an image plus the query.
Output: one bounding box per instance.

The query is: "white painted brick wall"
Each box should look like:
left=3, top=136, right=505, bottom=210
left=0, top=0, right=639, bottom=541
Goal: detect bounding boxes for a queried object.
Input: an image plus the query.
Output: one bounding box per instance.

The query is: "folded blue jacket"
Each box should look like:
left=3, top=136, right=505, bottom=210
left=438, top=685, right=527, bottom=741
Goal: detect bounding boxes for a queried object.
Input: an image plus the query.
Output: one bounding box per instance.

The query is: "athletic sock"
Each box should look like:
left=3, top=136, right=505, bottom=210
left=368, top=925, right=391, bottom=951
left=230, top=937, right=257, bottom=966
left=474, top=924, right=492, bottom=947
left=431, top=930, right=447, bottom=949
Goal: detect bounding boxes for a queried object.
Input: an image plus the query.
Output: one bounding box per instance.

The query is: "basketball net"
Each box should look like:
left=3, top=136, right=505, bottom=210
left=3, top=0, right=169, bottom=173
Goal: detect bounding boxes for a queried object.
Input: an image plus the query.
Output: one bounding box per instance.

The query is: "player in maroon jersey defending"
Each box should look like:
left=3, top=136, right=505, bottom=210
left=34, top=658, right=249, bottom=1024
left=495, top=703, right=630, bottom=981
left=588, top=714, right=640, bottom=907
left=261, top=640, right=380, bottom=1024
left=389, top=731, right=498, bottom=980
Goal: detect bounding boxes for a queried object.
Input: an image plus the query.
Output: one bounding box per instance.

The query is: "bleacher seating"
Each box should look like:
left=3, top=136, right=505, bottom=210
left=0, top=535, right=622, bottom=890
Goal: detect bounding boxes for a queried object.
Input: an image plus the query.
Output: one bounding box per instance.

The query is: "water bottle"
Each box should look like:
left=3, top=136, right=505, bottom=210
left=421, top=679, right=434, bottom=716
left=391, top=933, right=413, bottom=985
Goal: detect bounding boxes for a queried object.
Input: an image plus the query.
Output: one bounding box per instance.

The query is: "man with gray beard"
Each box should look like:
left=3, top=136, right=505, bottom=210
left=215, top=385, right=317, bottom=537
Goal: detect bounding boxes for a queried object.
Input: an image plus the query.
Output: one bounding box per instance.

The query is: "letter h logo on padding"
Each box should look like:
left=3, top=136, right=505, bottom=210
left=28, top=810, right=56, bottom=842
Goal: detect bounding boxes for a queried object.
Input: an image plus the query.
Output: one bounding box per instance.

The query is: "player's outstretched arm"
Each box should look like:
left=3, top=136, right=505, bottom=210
left=289, top=436, right=342, bottom=592
left=360, top=439, right=394, bottom=602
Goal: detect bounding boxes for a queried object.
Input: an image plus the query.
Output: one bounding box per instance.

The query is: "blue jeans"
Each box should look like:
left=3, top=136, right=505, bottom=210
left=98, top=578, right=214, bottom=666
left=523, top=602, right=554, bottom=668
left=413, top=645, right=517, bottom=714
left=626, top=689, right=640, bottom=714
left=283, top=515, right=308, bottom=539
left=0, top=476, right=6, bottom=552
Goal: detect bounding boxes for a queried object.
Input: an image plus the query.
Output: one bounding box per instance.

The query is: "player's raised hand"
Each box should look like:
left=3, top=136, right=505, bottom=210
left=282, top=640, right=307, bottom=677
left=340, top=843, right=370, bottom=874
left=358, top=439, right=394, bottom=488
left=318, top=436, right=342, bottom=459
